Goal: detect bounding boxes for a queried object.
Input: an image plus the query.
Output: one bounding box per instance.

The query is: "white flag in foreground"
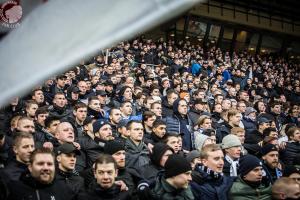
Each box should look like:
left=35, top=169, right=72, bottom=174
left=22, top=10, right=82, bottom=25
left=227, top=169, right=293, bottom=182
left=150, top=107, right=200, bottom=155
left=0, top=0, right=202, bottom=106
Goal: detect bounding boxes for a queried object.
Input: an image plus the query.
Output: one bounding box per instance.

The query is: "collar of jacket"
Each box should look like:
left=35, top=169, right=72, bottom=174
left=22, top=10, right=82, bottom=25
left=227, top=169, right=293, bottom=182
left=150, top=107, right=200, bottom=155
left=93, top=183, right=122, bottom=198
left=57, top=168, right=77, bottom=178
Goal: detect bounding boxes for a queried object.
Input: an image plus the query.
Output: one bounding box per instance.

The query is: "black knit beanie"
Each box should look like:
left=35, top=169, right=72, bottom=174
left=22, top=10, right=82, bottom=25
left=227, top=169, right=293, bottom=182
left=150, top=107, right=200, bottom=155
left=150, top=143, right=174, bottom=167
left=165, top=154, right=191, bottom=178
left=104, top=140, right=125, bottom=155
left=239, top=155, right=262, bottom=177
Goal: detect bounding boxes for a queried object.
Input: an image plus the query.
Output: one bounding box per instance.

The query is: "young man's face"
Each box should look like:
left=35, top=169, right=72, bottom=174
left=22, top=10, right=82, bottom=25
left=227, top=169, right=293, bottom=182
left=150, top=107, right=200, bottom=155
left=144, top=116, right=156, bottom=128
left=53, top=94, right=66, bottom=108
left=171, top=171, right=192, bottom=189
left=291, top=129, right=300, bottom=142
left=151, top=104, right=162, bottom=117
left=128, top=122, right=144, bottom=143
left=109, top=109, right=122, bottom=124
left=89, top=100, right=101, bottom=112
left=235, top=131, right=245, bottom=144
left=153, top=124, right=166, bottom=138
left=57, top=153, right=77, bottom=171
left=36, top=113, right=48, bottom=127
left=94, top=163, right=117, bottom=189
left=32, top=90, right=44, bottom=104
left=201, top=150, right=224, bottom=173
left=120, top=102, right=132, bottom=116
left=112, top=150, right=126, bottom=168
left=166, top=136, right=179, bottom=153
left=29, top=153, right=55, bottom=184
left=17, top=119, right=35, bottom=134
left=200, top=119, right=212, bottom=129
left=26, top=104, right=38, bottom=118
left=74, top=107, right=87, bottom=122
left=178, top=100, right=188, bottom=115
left=47, top=120, right=60, bottom=135
left=243, top=166, right=263, bottom=182
left=167, top=93, right=178, bottom=105
left=14, top=138, right=35, bottom=164
left=229, top=113, right=241, bottom=126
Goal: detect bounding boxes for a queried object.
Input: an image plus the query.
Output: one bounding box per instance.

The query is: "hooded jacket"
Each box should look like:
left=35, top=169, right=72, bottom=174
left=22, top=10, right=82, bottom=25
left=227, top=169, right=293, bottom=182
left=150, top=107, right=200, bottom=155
left=141, top=143, right=173, bottom=183
left=164, top=99, right=194, bottom=151
left=161, top=96, right=174, bottom=118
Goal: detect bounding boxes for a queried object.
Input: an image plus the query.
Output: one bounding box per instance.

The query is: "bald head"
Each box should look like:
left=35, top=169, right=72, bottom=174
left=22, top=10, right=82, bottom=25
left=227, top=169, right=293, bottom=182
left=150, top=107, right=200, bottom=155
left=55, top=122, right=74, bottom=143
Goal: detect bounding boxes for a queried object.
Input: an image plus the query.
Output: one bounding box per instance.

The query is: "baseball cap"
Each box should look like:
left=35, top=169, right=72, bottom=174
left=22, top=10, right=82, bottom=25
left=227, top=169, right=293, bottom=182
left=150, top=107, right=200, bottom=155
left=57, top=143, right=81, bottom=155
left=71, top=86, right=80, bottom=94
left=96, top=90, right=107, bottom=96
left=257, top=117, right=271, bottom=125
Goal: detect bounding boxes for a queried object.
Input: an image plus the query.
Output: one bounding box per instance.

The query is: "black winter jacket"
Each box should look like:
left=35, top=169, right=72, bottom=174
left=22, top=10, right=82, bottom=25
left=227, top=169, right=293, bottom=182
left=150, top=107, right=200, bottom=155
left=280, top=141, right=300, bottom=165
left=7, top=172, right=75, bottom=200
left=77, top=183, right=130, bottom=200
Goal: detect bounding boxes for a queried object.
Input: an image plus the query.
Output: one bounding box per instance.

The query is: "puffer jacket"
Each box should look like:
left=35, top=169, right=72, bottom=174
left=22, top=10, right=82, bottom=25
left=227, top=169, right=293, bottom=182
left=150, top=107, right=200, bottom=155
left=242, top=117, right=257, bottom=135
left=280, top=141, right=300, bottom=165
left=161, top=97, right=174, bottom=118
left=229, top=177, right=272, bottom=200
left=164, top=99, right=194, bottom=151
left=190, top=164, right=234, bottom=200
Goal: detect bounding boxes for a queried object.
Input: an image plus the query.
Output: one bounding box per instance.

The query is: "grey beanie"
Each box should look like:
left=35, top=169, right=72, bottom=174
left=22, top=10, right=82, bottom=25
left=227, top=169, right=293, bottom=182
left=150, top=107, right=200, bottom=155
left=195, top=133, right=209, bottom=151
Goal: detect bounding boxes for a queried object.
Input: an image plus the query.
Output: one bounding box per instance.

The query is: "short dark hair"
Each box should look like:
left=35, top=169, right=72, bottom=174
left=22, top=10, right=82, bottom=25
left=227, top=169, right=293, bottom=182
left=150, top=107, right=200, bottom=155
left=94, top=154, right=117, bottom=171
left=152, top=119, right=166, bottom=128
left=263, top=127, right=277, bottom=137
left=45, top=116, right=60, bottom=128
left=35, top=106, right=49, bottom=117
left=74, top=102, right=87, bottom=111
left=126, top=120, right=142, bottom=130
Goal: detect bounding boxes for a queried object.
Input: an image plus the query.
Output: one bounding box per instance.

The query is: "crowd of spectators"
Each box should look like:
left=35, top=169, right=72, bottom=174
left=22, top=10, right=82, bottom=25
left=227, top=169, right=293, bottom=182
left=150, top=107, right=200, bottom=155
left=0, top=36, right=300, bottom=199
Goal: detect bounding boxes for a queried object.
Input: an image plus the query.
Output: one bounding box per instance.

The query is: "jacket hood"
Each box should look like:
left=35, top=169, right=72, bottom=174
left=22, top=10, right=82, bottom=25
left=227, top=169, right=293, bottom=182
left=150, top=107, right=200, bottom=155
left=150, top=143, right=174, bottom=167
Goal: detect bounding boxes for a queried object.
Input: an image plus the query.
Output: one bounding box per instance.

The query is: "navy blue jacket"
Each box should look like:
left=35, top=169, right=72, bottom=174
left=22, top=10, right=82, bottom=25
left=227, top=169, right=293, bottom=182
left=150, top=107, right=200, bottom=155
left=164, top=99, right=194, bottom=151
left=190, top=165, right=234, bottom=200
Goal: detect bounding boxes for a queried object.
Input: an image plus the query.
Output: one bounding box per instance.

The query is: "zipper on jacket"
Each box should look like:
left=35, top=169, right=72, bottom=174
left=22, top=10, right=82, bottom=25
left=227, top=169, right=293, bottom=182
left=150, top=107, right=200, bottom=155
left=36, top=189, right=40, bottom=200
